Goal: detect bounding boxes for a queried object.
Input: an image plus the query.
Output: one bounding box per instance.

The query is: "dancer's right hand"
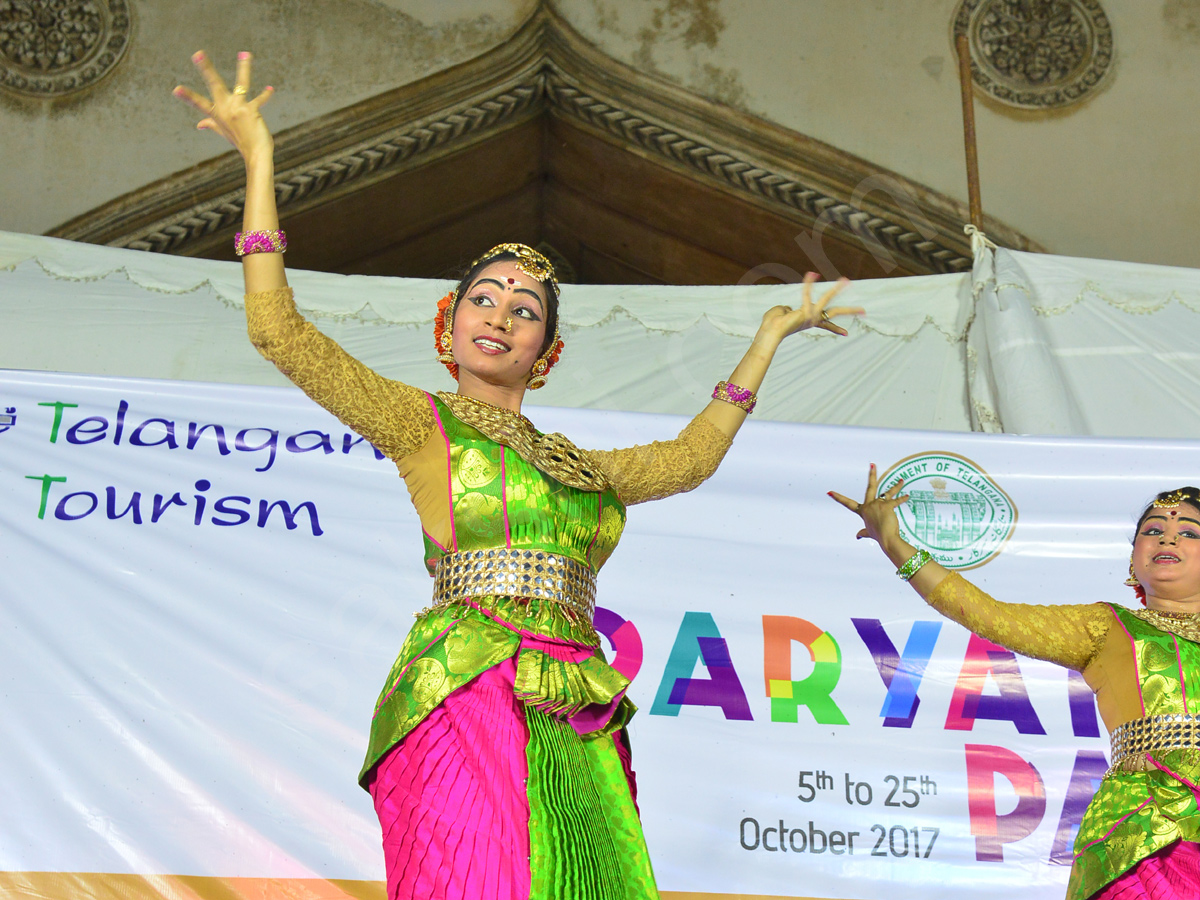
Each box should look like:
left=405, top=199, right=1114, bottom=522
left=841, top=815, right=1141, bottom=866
left=828, top=463, right=909, bottom=547
left=173, top=51, right=275, bottom=165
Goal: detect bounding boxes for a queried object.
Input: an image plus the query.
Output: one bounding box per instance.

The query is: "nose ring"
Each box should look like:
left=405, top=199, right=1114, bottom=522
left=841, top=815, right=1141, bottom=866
left=504, top=316, right=513, bottom=331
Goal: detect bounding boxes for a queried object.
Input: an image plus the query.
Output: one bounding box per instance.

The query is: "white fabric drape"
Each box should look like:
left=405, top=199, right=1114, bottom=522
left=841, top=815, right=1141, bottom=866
left=3, top=229, right=1198, bottom=436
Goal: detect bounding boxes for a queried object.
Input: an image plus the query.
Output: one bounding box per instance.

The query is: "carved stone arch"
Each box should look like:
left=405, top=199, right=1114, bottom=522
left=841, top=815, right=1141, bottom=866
left=49, top=5, right=1038, bottom=283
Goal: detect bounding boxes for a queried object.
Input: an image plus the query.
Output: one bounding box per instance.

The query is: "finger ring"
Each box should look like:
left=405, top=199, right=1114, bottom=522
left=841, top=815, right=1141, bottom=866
left=820, top=311, right=831, bottom=322
left=233, top=85, right=248, bottom=95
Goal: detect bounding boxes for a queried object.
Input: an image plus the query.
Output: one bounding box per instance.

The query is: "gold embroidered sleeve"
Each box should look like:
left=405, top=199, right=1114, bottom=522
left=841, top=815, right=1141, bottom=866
left=586, top=414, right=733, bottom=506
left=925, top=572, right=1111, bottom=671
left=245, top=287, right=434, bottom=461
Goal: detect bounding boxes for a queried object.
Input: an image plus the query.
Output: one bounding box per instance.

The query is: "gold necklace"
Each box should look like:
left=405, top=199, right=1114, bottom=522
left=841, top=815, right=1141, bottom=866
left=436, top=392, right=610, bottom=492
left=1143, top=606, right=1200, bottom=619
left=1132, top=607, right=1200, bottom=644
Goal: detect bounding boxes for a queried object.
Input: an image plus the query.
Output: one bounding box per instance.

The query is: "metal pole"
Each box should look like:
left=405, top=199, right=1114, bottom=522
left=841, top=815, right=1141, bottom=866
left=956, top=33, right=983, bottom=230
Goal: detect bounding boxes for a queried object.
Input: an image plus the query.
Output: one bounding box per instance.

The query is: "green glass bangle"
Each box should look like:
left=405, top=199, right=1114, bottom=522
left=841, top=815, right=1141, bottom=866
left=896, top=549, right=933, bottom=581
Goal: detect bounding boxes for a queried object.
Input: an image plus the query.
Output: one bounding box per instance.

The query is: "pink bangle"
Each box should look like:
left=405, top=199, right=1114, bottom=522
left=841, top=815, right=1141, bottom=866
left=712, top=380, right=757, bottom=412
left=235, top=230, right=288, bottom=256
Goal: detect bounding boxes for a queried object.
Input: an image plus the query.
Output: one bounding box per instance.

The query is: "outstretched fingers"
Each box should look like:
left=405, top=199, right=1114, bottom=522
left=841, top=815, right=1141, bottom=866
left=813, top=278, right=850, bottom=313
left=827, top=490, right=860, bottom=512
left=233, top=51, right=252, bottom=97
left=794, top=274, right=864, bottom=337
left=248, top=84, right=275, bottom=111
left=864, top=462, right=879, bottom=501
left=172, top=84, right=212, bottom=114
left=191, top=50, right=229, bottom=100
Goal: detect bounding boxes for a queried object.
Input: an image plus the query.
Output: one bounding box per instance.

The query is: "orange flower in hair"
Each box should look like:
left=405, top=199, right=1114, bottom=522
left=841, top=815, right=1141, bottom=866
left=433, top=290, right=459, bottom=380
left=544, top=338, right=564, bottom=372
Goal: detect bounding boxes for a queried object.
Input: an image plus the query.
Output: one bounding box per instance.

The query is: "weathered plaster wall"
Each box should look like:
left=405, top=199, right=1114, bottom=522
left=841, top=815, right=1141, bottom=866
left=556, top=0, right=1200, bottom=268
left=0, top=0, right=535, bottom=235
left=2, top=0, right=1197, bottom=269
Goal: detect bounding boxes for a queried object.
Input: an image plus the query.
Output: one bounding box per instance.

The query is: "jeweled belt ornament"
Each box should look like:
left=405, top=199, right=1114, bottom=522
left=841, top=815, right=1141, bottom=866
left=430, top=547, right=597, bottom=619
left=1109, top=714, right=1200, bottom=773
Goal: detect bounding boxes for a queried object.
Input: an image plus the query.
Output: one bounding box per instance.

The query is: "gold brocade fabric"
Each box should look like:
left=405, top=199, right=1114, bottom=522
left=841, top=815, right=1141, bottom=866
left=924, top=572, right=1111, bottom=671
left=515, top=649, right=631, bottom=718
left=245, top=288, right=435, bottom=461
left=587, top=414, right=732, bottom=506
left=436, top=392, right=610, bottom=492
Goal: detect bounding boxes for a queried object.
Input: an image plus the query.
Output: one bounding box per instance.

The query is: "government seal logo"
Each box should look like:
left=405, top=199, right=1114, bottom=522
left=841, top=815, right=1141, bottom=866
left=878, top=452, right=1016, bottom=570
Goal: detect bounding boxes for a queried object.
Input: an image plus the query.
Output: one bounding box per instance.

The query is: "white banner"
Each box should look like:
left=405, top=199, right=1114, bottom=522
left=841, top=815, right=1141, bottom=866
left=1, top=368, right=1194, bottom=900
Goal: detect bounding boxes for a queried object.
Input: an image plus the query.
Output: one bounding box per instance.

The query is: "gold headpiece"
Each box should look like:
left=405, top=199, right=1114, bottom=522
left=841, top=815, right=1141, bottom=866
left=465, top=243, right=559, bottom=298
left=1153, top=489, right=1195, bottom=508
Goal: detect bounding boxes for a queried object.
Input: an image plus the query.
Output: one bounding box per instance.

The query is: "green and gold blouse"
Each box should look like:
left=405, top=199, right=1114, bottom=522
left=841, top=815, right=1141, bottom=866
left=928, top=573, right=1200, bottom=899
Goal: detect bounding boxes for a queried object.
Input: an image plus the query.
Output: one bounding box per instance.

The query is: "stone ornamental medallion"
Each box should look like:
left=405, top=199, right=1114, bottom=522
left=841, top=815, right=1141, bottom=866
left=878, top=451, right=1017, bottom=570
left=0, top=0, right=132, bottom=98
left=952, top=0, right=1114, bottom=109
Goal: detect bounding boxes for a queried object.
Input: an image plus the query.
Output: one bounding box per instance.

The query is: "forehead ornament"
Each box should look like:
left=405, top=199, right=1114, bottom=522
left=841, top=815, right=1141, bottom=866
left=1153, top=490, right=1193, bottom=509
left=467, top=243, right=560, bottom=298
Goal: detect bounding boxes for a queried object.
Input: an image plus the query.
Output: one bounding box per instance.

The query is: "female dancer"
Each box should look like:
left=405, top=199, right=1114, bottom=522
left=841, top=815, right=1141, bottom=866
left=832, top=470, right=1200, bottom=900
left=174, top=51, right=860, bottom=899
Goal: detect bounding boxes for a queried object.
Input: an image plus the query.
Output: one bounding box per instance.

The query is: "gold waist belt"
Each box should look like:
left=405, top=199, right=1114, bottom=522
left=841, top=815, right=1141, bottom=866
left=1109, top=714, right=1200, bottom=773
left=431, top=547, right=597, bottom=619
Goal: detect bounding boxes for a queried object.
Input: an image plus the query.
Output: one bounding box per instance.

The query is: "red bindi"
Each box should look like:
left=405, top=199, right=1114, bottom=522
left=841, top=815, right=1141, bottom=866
left=1171, top=510, right=1179, bottom=516
left=507, top=277, right=515, bottom=284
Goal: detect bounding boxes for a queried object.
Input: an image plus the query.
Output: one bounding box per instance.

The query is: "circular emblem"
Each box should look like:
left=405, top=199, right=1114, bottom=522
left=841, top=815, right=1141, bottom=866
left=407, top=657, right=447, bottom=705
left=878, top=451, right=1017, bottom=570
left=0, top=0, right=133, bottom=99
left=952, top=0, right=1114, bottom=110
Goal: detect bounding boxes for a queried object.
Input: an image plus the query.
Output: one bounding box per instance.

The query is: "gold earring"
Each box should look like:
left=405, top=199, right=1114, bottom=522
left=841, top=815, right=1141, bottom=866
left=1124, top=558, right=1140, bottom=587
left=437, top=327, right=455, bottom=364
left=526, top=358, right=549, bottom=390
left=526, top=330, right=561, bottom=390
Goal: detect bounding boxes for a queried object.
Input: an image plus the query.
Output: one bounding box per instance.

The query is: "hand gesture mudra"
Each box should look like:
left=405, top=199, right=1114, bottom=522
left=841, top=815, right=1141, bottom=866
left=173, top=51, right=274, bottom=164
left=828, top=464, right=909, bottom=544
left=760, top=271, right=865, bottom=340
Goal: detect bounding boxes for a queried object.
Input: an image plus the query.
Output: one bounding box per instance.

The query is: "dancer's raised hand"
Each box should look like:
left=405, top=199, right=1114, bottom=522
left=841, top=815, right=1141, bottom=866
left=173, top=50, right=275, bottom=165
left=828, top=463, right=909, bottom=544
left=758, top=271, right=864, bottom=341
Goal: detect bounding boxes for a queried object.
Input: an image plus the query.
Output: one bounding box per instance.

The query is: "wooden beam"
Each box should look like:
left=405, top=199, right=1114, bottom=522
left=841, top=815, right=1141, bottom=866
left=335, top=185, right=542, bottom=278
left=546, top=118, right=899, bottom=282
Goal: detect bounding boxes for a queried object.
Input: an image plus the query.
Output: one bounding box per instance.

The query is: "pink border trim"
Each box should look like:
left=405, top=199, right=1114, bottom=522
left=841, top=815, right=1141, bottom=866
left=1149, top=755, right=1200, bottom=795
left=373, top=619, right=460, bottom=716
left=1110, top=606, right=1146, bottom=716
left=461, top=598, right=596, bottom=647
left=1074, top=798, right=1153, bottom=856
left=1172, top=634, right=1190, bottom=714
left=427, top=394, right=457, bottom=551
left=500, top=447, right=512, bottom=549
left=422, top=528, right=449, bottom=554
